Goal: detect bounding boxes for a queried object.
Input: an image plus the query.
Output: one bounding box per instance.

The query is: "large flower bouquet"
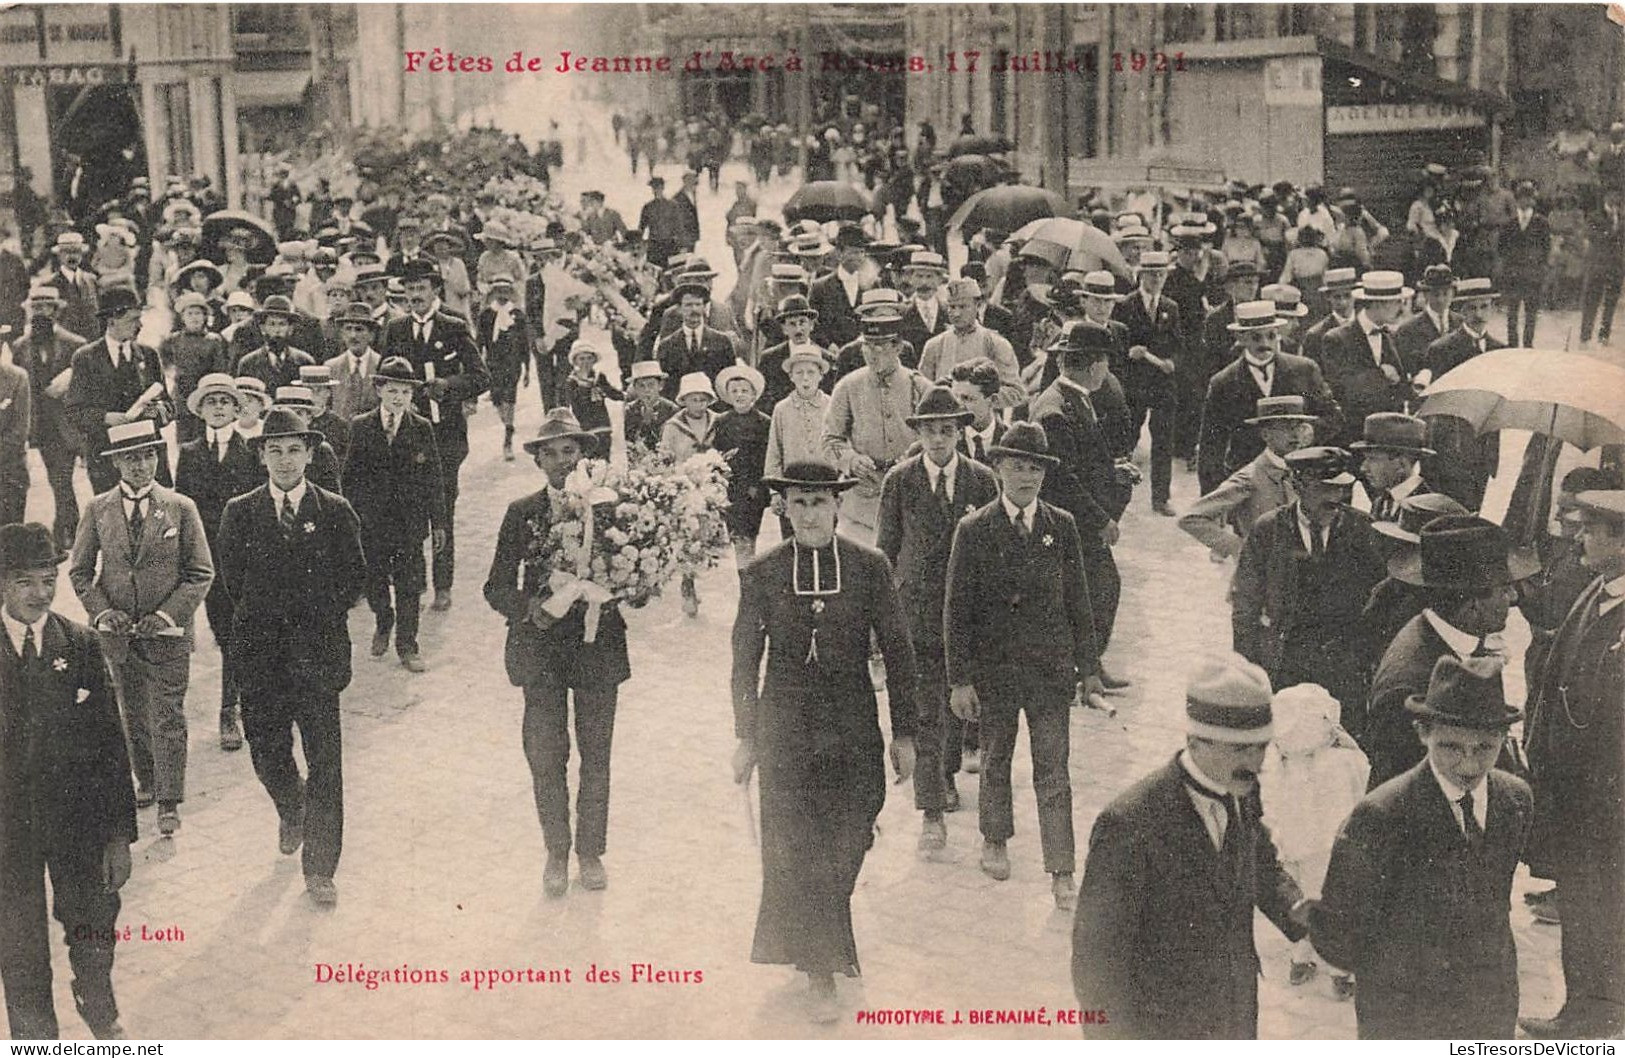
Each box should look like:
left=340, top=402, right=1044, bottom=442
left=522, top=450, right=731, bottom=638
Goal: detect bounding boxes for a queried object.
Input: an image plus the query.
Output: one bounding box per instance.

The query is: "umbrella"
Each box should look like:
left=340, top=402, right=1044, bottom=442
left=1418, top=348, right=1625, bottom=450
left=948, top=134, right=1014, bottom=158
left=949, top=185, right=1072, bottom=235
left=782, top=181, right=873, bottom=224
left=941, top=154, right=1007, bottom=192
left=200, top=210, right=276, bottom=264
left=1011, top=217, right=1132, bottom=279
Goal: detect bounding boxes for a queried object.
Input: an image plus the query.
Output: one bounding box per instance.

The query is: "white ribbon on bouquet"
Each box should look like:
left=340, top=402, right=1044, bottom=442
left=539, top=463, right=618, bottom=642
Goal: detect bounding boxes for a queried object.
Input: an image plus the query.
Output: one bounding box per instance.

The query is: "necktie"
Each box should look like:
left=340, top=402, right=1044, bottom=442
left=1014, top=509, right=1029, bottom=540
left=932, top=467, right=949, bottom=512
left=415, top=321, right=426, bottom=345
left=384, top=411, right=397, bottom=441
left=687, top=331, right=697, bottom=358
left=1459, top=792, right=1483, bottom=847
left=127, top=496, right=145, bottom=547
left=972, top=434, right=985, bottom=462
left=1372, top=493, right=1394, bottom=522
left=21, top=626, right=38, bottom=668
left=1181, top=768, right=1238, bottom=854
left=280, top=496, right=298, bottom=534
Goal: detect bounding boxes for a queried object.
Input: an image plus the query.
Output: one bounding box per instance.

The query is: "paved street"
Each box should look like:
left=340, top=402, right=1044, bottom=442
left=16, top=90, right=1606, bottom=1039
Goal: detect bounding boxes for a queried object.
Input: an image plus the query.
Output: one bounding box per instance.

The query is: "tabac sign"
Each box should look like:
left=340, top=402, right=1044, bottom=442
left=1326, top=102, right=1485, bottom=135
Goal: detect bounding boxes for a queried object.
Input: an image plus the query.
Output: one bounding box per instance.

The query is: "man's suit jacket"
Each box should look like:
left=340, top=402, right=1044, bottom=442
left=343, top=408, right=446, bottom=549
left=379, top=310, right=490, bottom=453
left=1419, top=327, right=1503, bottom=508
left=958, top=418, right=1006, bottom=465
left=876, top=454, right=999, bottom=652
left=49, top=268, right=99, bottom=340
left=0, top=613, right=138, bottom=849
left=1312, top=762, right=1530, bottom=1039
left=808, top=272, right=865, bottom=350
left=1178, top=449, right=1295, bottom=559
left=175, top=432, right=261, bottom=539
left=64, top=335, right=174, bottom=455
left=897, top=300, right=947, bottom=370
left=1364, top=614, right=1467, bottom=787
left=68, top=484, right=215, bottom=665
left=1301, top=311, right=1353, bottom=365
left=234, top=345, right=316, bottom=392
left=216, top=482, right=366, bottom=695
left=1030, top=378, right=1124, bottom=536
left=944, top=498, right=1097, bottom=695
left=14, top=323, right=86, bottom=454
left=323, top=348, right=381, bottom=420
left=1391, top=309, right=1448, bottom=375
left=653, top=326, right=736, bottom=400
left=1072, top=755, right=1306, bottom=1039
left=0, top=361, right=31, bottom=469
left=1197, top=352, right=1341, bottom=494
left=1499, top=212, right=1552, bottom=287
left=1319, top=319, right=1415, bottom=446
left=483, top=488, right=630, bottom=689
left=311, top=410, right=352, bottom=466
left=1110, top=293, right=1184, bottom=401
left=979, top=301, right=1017, bottom=349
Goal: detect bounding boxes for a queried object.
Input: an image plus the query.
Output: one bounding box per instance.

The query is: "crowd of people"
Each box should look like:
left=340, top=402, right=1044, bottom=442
left=0, top=103, right=1620, bottom=1043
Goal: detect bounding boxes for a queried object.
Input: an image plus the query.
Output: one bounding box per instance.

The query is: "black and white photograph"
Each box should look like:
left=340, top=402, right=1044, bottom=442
left=0, top=0, right=1622, bottom=1042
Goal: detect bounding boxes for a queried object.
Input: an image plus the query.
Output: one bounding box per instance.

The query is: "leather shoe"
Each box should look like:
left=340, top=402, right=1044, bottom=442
left=279, top=818, right=303, bottom=856
left=219, top=712, right=243, bottom=751
left=1152, top=501, right=1176, bottom=517
left=918, top=817, right=946, bottom=852
left=431, top=590, right=452, bottom=612
left=962, top=748, right=980, bottom=775
left=1051, top=872, right=1076, bottom=910
left=90, top=1020, right=127, bottom=1041
left=578, top=855, right=607, bottom=891
left=943, top=777, right=961, bottom=813
left=306, top=876, right=338, bottom=906
left=400, top=653, right=427, bottom=673
left=1098, top=666, right=1132, bottom=691
left=370, top=631, right=390, bottom=657
left=1518, top=1015, right=1572, bottom=1039
left=158, top=806, right=181, bottom=836
left=980, top=840, right=1011, bottom=881
left=543, top=855, right=568, bottom=898
left=135, top=788, right=154, bottom=809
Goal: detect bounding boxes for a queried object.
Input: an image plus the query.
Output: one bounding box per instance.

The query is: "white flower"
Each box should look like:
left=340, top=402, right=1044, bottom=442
left=52, top=657, right=69, bottom=672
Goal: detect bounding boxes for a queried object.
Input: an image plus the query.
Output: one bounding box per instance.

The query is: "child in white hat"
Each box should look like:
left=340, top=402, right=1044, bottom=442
left=660, top=371, right=720, bottom=617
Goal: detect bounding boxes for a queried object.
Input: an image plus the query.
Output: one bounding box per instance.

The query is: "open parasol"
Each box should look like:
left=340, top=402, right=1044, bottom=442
left=948, top=134, right=1014, bottom=158
left=1417, top=347, right=1625, bottom=451
left=783, top=181, right=873, bottom=224
left=1011, top=216, right=1132, bottom=279
left=948, top=184, right=1071, bottom=235
left=200, top=210, right=277, bottom=265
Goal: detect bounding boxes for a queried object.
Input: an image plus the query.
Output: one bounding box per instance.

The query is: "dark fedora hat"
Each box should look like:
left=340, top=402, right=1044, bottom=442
left=96, top=285, right=143, bottom=318
left=986, top=420, right=1060, bottom=467
left=906, top=385, right=973, bottom=428
left=1371, top=492, right=1470, bottom=545
left=522, top=408, right=597, bottom=454
left=1416, top=264, right=1457, bottom=292
left=1389, top=514, right=1541, bottom=588
left=1350, top=412, right=1435, bottom=457
left=762, top=460, right=857, bottom=493
left=0, top=522, right=67, bottom=574
left=254, top=294, right=298, bottom=321
left=251, top=408, right=324, bottom=449
left=1404, top=654, right=1520, bottom=730
left=833, top=223, right=870, bottom=251
left=372, top=356, right=424, bottom=388
left=334, top=301, right=381, bottom=329
left=1286, top=446, right=1358, bottom=485
left=1046, top=319, right=1115, bottom=362
left=396, top=258, right=443, bottom=285
left=774, top=294, right=818, bottom=321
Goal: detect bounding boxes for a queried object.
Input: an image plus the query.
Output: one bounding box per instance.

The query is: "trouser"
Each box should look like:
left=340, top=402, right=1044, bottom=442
left=36, top=445, right=78, bottom=549
left=241, top=686, right=344, bottom=880
left=1272, top=632, right=1369, bottom=736
left=647, top=241, right=678, bottom=269
left=432, top=445, right=468, bottom=592
left=109, top=643, right=191, bottom=804
left=521, top=680, right=619, bottom=858
left=1580, top=263, right=1624, bottom=343
left=1081, top=540, right=1120, bottom=654
left=0, top=823, right=120, bottom=1039
left=1556, top=849, right=1625, bottom=1033
left=977, top=685, right=1075, bottom=874
left=1126, top=392, right=1176, bottom=505
left=911, top=641, right=962, bottom=813
left=1174, top=366, right=1205, bottom=460
left=1503, top=277, right=1542, bottom=347
left=365, top=542, right=426, bottom=656
left=201, top=555, right=237, bottom=712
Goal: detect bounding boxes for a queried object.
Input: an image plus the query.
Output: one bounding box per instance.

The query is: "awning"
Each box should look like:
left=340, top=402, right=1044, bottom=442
left=233, top=69, right=309, bottom=109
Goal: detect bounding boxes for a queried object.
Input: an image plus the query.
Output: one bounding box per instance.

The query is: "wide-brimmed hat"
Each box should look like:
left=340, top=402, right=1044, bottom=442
left=1243, top=395, right=1318, bottom=425
left=96, top=285, right=142, bottom=318
left=522, top=408, right=597, bottom=454
left=1349, top=412, right=1435, bottom=456
left=299, top=365, right=337, bottom=389
left=857, top=288, right=906, bottom=321
left=0, top=522, right=67, bottom=573
left=425, top=230, right=467, bottom=254
left=224, top=291, right=257, bottom=312
left=1389, top=514, right=1542, bottom=588
left=372, top=356, right=423, bottom=388
left=1185, top=653, right=1274, bottom=743
left=775, top=294, right=818, bottom=321
left=1416, top=264, right=1456, bottom=292
left=1453, top=277, right=1499, bottom=302
left=334, top=301, right=380, bottom=329
left=54, top=231, right=87, bottom=253
left=833, top=223, right=870, bottom=251
left=1135, top=250, right=1172, bottom=272
left=1080, top=270, right=1124, bottom=299
left=1047, top=319, right=1116, bottom=362
left=1354, top=270, right=1413, bottom=301
left=1404, top=655, right=1520, bottom=730
left=1260, top=283, right=1309, bottom=318
left=716, top=363, right=766, bottom=398
left=26, top=283, right=63, bottom=305
left=628, top=360, right=668, bottom=383
left=985, top=420, right=1060, bottom=467
left=476, top=224, right=513, bottom=246
left=1319, top=267, right=1360, bottom=294
left=254, top=295, right=297, bottom=321
left=187, top=373, right=242, bottom=416
left=1286, top=446, right=1358, bottom=485
left=567, top=340, right=601, bottom=365
left=396, top=258, right=442, bottom=285
left=762, top=460, right=857, bottom=493
left=906, top=385, right=973, bottom=428
left=679, top=257, right=720, bottom=280
left=172, top=291, right=210, bottom=315
left=675, top=372, right=716, bottom=401
left=903, top=250, right=948, bottom=273
left=671, top=278, right=711, bottom=301
left=272, top=385, right=318, bottom=411
left=1227, top=300, right=1290, bottom=333
left=234, top=377, right=270, bottom=405
left=101, top=419, right=167, bottom=458
left=782, top=347, right=830, bottom=374
left=251, top=408, right=324, bottom=449
left=769, top=263, right=810, bottom=287
left=1371, top=492, right=1471, bottom=544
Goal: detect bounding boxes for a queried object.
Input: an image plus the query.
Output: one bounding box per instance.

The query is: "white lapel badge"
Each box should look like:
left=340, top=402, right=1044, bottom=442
left=52, top=657, right=69, bottom=672
left=76, top=687, right=91, bottom=702
left=1042, top=534, right=1054, bottom=547
left=0, top=398, right=11, bottom=412
left=303, top=521, right=317, bottom=534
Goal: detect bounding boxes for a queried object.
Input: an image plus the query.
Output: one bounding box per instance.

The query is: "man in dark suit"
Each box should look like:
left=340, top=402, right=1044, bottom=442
left=878, top=387, right=999, bottom=849
left=174, top=374, right=262, bottom=750
left=1579, top=191, right=1625, bottom=346
left=1314, top=655, right=1532, bottom=1039
left=672, top=170, right=701, bottom=254
left=1301, top=267, right=1360, bottom=365
left=896, top=251, right=948, bottom=366
left=63, top=286, right=174, bottom=495
left=344, top=358, right=445, bottom=673
left=944, top=421, right=1097, bottom=908
left=1417, top=279, right=1503, bottom=509
left=961, top=261, right=1016, bottom=347
left=45, top=231, right=99, bottom=340
left=1197, top=301, right=1341, bottom=495
left=380, top=258, right=489, bottom=611
left=1072, top=656, right=1309, bottom=1038
left=653, top=281, right=737, bottom=398
left=637, top=259, right=743, bottom=364
left=948, top=358, right=1007, bottom=464
left=1192, top=261, right=1260, bottom=439
left=299, top=365, right=352, bottom=466
left=1391, top=265, right=1454, bottom=371
left=1362, top=516, right=1533, bottom=787
left=1519, top=489, right=1625, bottom=1039
left=807, top=225, right=872, bottom=351
left=1317, top=271, right=1415, bottom=448
left=0, top=522, right=136, bottom=1040
left=1233, top=447, right=1387, bottom=730
left=217, top=410, right=366, bottom=907
left=1500, top=182, right=1550, bottom=347
left=0, top=349, right=28, bottom=528
left=1111, top=251, right=1183, bottom=514
left=484, top=409, right=632, bottom=898
left=14, top=284, right=86, bottom=548
left=233, top=296, right=316, bottom=393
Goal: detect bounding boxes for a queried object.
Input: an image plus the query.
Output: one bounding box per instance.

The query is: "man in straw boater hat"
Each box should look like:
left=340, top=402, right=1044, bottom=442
left=343, top=357, right=445, bottom=675
left=1316, top=269, right=1417, bottom=447
left=1197, top=299, right=1341, bottom=495
left=484, top=409, right=633, bottom=900
left=897, top=250, right=950, bottom=363
left=174, top=373, right=262, bottom=750
left=0, top=521, right=137, bottom=1039
left=1072, top=654, right=1311, bottom=1039
left=1110, top=248, right=1184, bottom=515
left=945, top=421, right=1098, bottom=908
left=1313, top=654, right=1532, bottom=1039
left=15, top=282, right=88, bottom=548
left=732, top=459, right=919, bottom=1024
left=46, top=229, right=99, bottom=339
left=1233, top=446, right=1387, bottom=732
left=65, top=284, right=175, bottom=495
left=877, top=386, right=999, bottom=851
left=216, top=407, right=366, bottom=907
left=1520, top=488, right=1625, bottom=1038
left=68, top=419, right=214, bottom=837
left=1363, top=514, right=1538, bottom=789
left=234, top=294, right=316, bottom=392
left=1416, top=276, right=1504, bottom=510
left=1180, top=394, right=1317, bottom=561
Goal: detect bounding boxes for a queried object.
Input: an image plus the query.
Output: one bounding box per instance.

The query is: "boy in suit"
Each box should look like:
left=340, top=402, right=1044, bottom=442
left=216, top=409, right=367, bottom=906
left=944, top=421, right=1097, bottom=907
left=299, top=364, right=352, bottom=465
left=343, top=358, right=446, bottom=672
left=68, top=420, right=213, bottom=835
